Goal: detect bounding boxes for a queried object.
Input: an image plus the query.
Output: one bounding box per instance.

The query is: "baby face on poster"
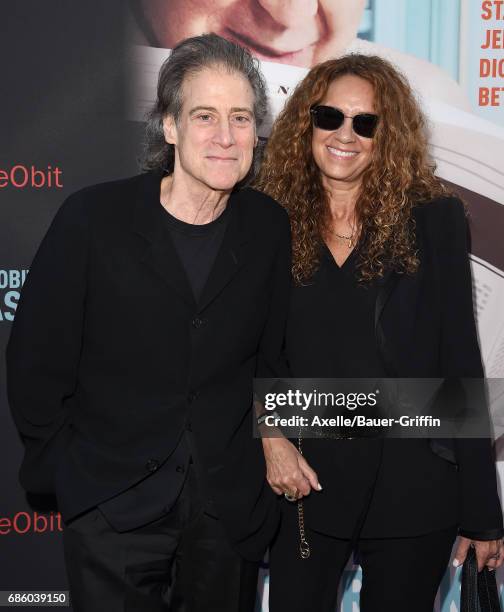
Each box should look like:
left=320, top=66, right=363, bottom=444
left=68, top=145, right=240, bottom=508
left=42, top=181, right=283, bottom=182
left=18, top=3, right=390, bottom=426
left=134, top=0, right=366, bottom=67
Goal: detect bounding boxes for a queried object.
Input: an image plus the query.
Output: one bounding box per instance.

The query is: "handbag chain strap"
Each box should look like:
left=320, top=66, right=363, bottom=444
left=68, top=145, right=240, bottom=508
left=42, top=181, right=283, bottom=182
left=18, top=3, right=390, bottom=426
left=296, top=427, right=311, bottom=559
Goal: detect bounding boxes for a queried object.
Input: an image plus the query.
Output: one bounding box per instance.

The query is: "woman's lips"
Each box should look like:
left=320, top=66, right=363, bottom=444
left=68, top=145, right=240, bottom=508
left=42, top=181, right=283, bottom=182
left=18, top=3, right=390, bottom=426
left=223, top=28, right=317, bottom=66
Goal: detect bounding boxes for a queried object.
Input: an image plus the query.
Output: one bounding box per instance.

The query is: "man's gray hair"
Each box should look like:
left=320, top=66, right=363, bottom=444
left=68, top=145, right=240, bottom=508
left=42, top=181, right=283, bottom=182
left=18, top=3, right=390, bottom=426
left=141, top=33, right=269, bottom=181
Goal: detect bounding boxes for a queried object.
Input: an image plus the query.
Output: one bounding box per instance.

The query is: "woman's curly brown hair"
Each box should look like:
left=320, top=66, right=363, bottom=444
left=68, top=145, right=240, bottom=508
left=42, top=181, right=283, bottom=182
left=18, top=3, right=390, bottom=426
left=255, top=54, right=450, bottom=283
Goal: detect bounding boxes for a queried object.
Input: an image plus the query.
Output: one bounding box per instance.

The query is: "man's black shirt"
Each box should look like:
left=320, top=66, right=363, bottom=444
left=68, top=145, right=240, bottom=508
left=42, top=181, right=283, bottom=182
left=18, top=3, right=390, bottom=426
left=163, top=203, right=231, bottom=303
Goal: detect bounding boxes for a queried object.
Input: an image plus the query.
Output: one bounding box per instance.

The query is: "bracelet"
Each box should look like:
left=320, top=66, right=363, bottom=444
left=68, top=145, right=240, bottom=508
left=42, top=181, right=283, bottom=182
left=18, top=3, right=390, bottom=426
left=257, top=410, right=280, bottom=426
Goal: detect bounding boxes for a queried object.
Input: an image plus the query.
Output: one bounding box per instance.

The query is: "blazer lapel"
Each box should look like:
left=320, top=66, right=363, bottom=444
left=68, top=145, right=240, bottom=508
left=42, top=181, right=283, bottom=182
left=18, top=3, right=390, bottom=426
left=374, top=268, right=400, bottom=329
left=141, top=239, right=196, bottom=307
left=375, top=268, right=400, bottom=376
left=197, top=191, right=249, bottom=313
left=132, top=170, right=196, bottom=308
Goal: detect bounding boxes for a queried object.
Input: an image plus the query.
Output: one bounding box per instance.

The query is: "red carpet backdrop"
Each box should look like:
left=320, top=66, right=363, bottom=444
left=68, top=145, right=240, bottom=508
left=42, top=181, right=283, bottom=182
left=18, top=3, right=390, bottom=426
left=1, top=2, right=503, bottom=610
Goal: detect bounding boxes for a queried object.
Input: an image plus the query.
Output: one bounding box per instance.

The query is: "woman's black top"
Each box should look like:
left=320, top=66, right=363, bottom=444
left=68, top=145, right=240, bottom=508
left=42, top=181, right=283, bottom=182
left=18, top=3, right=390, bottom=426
left=286, top=242, right=386, bottom=379
left=284, top=240, right=460, bottom=539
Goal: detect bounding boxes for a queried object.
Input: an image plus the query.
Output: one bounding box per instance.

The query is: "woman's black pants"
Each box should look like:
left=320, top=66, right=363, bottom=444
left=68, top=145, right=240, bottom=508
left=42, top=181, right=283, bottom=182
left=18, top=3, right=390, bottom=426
left=269, top=503, right=458, bottom=612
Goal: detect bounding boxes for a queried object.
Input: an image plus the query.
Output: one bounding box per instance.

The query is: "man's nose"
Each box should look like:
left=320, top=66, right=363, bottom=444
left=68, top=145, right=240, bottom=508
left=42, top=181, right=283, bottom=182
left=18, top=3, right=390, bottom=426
left=257, top=0, right=318, bottom=28
left=214, top=120, right=235, bottom=147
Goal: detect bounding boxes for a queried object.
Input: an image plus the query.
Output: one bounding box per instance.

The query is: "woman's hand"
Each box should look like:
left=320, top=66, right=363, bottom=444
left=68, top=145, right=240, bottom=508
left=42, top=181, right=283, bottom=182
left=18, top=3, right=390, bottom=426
left=453, top=536, right=503, bottom=571
left=262, top=436, right=322, bottom=499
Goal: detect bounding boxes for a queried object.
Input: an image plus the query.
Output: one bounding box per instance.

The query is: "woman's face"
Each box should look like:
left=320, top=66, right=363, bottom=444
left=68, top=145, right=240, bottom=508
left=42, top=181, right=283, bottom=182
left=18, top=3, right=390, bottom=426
left=135, top=0, right=366, bottom=67
left=311, top=74, right=375, bottom=190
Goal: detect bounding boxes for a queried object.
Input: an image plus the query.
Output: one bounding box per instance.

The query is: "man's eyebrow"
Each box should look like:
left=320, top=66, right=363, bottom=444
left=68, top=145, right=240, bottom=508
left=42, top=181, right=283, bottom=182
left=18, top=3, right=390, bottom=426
left=189, top=106, right=254, bottom=115
left=230, top=107, right=254, bottom=114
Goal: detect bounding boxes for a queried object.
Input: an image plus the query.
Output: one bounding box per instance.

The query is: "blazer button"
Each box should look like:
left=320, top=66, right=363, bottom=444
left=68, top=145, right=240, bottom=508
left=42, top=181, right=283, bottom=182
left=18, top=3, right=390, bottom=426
left=191, top=316, right=206, bottom=328
left=176, top=465, right=185, bottom=473
left=187, top=391, right=198, bottom=403
left=145, top=459, right=159, bottom=473
left=185, top=420, right=193, bottom=432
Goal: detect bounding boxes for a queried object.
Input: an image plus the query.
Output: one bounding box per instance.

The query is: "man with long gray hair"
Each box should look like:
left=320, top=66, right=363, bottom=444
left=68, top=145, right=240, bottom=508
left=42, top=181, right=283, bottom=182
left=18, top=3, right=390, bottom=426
left=7, top=34, right=291, bottom=611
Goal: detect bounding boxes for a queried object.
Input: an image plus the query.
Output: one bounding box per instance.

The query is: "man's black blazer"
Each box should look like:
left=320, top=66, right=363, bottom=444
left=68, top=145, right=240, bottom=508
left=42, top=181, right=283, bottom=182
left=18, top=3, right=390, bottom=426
left=6, top=169, right=291, bottom=561
left=288, top=197, right=504, bottom=541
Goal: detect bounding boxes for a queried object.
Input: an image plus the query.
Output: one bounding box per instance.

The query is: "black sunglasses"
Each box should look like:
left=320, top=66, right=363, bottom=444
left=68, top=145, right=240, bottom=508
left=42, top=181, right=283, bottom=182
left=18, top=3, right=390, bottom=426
left=310, top=105, right=379, bottom=138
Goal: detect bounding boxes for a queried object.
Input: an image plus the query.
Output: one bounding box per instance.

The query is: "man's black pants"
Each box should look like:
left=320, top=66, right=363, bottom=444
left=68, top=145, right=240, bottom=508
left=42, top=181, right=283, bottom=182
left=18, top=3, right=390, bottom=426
left=63, top=464, right=259, bottom=611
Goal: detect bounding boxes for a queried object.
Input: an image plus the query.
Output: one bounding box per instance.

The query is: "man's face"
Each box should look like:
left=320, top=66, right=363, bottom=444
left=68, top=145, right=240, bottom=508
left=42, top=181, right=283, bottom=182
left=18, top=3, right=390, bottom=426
left=138, top=0, right=366, bottom=67
left=163, top=66, right=257, bottom=192
left=311, top=74, right=375, bottom=188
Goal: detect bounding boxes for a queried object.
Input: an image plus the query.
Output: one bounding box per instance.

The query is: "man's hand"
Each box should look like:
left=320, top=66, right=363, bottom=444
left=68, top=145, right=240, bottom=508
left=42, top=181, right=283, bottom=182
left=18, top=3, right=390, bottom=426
left=453, top=536, right=503, bottom=571
left=262, top=437, right=322, bottom=499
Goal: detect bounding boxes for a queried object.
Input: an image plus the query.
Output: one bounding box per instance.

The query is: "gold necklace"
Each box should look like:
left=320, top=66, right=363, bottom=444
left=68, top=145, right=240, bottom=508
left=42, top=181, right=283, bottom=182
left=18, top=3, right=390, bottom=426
left=333, top=230, right=355, bottom=249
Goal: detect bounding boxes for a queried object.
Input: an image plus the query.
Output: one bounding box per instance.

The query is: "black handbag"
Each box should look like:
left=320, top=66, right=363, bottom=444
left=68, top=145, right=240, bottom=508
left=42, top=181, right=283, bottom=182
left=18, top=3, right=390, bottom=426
left=461, top=546, right=501, bottom=612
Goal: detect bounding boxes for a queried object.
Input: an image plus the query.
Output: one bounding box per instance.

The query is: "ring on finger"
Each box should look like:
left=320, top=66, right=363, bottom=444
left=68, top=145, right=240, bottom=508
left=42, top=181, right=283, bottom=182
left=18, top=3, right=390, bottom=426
left=284, top=490, right=298, bottom=502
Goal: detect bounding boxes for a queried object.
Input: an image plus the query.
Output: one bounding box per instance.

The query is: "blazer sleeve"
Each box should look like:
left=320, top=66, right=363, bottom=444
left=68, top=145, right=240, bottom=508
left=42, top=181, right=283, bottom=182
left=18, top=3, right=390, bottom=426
left=255, top=207, right=291, bottom=380
left=6, top=190, right=89, bottom=494
left=436, top=197, right=503, bottom=540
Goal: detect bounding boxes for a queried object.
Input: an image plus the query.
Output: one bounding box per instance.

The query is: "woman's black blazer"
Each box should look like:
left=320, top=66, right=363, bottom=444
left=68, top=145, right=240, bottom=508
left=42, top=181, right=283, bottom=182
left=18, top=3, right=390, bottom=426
left=288, top=197, right=503, bottom=541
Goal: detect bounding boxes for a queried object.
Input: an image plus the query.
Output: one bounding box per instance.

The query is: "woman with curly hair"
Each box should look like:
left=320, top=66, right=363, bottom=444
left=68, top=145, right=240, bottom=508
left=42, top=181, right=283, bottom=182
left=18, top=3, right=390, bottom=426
left=255, top=54, right=503, bottom=611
